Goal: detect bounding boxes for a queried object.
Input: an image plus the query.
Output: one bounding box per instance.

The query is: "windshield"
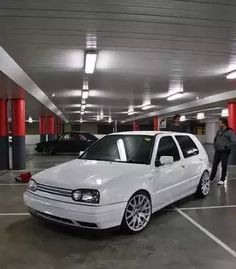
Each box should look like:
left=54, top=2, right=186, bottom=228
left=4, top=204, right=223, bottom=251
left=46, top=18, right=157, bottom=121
left=80, top=135, right=154, bottom=165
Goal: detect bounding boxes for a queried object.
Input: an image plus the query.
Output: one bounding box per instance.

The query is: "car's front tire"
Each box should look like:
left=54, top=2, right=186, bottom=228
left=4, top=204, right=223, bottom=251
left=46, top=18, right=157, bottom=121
left=43, top=146, right=55, bottom=155
left=121, top=191, right=152, bottom=234
left=195, top=171, right=210, bottom=198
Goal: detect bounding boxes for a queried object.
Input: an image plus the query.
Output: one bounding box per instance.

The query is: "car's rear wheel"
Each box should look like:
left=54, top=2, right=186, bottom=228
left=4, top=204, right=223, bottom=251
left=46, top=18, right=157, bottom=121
left=43, top=147, right=54, bottom=155
left=196, top=171, right=210, bottom=198
left=121, top=191, right=152, bottom=234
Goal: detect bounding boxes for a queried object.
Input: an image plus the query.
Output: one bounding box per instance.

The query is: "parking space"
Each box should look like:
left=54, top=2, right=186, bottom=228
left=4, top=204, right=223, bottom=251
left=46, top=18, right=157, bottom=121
left=0, top=149, right=236, bottom=268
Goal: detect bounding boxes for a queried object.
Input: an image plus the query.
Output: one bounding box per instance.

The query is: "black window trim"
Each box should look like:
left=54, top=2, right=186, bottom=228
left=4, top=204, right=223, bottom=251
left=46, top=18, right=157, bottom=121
left=155, top=135, right=181, bottom=165
left=175, top=135, right=199, bottom=159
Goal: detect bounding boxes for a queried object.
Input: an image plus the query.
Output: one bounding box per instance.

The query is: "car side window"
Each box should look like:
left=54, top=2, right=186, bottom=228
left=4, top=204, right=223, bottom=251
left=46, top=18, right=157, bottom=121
left=175, top=135, right=199, bottom=158
left=156, top=136, right=180, bottom=163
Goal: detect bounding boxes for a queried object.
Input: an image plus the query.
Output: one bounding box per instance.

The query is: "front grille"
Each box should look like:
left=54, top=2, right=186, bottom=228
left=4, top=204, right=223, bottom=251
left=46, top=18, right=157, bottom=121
left=37, top=183, right=72, bottom=197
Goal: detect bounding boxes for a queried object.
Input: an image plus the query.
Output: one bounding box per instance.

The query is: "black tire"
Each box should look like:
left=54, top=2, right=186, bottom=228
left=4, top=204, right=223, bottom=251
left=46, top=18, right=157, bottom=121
left=195, top=171, right=210, bottom=198
left=121, top=191, right=152, bottom=234
left=43, top=147, right=55, bottom=155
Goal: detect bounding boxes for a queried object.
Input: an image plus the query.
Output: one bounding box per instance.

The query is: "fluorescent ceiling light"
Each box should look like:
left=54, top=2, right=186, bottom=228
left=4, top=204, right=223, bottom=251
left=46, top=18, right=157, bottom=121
left=82, top=90, right=89, bottom=99
left=197, top=112, right=205, bottom=120
left=141, top=104, right=152, bottom=110
left=81, top=111, right=85, bottom=115
left=97, top=115, right=100, bottom=121
left=100, top=110, right=104, bottom=119
left=81, top=99, right=86, bottom=105
left=226, top=70, right=236, bottom=79
left=80, top=118, right=83, bottom=123
left=52, top=93, right=55, bottom=97
left=108, top=117, right=112, bottom=123
left=128, top=111, right=135, bottom=116
left=83, top=80, right=89, bottom=90
left=85, top=51, right=97, bottom=74
left=180, top=115, right=186, bottom=122
left=81, top=104, right=86, bottom=110
left=221, top=108, right=228, bottom=117
left=28, top=116, right=33, bottom=123
left=167, top=92, right=183, bottom=101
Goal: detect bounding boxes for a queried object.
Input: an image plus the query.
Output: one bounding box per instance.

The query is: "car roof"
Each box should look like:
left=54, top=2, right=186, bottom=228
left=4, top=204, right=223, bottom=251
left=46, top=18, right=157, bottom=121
left=108, top=131, right=192, bottom=136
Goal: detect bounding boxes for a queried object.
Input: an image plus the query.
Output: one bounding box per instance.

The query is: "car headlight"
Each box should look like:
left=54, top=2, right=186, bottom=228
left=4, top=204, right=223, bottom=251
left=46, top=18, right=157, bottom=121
left=28, top=179, right=38, bottom=192
left=72, top=189, right=100, bottom=204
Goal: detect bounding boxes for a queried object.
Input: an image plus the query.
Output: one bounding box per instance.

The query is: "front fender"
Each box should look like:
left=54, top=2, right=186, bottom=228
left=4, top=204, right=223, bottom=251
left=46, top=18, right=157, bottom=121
left=99, top=168, right=154, bottom=206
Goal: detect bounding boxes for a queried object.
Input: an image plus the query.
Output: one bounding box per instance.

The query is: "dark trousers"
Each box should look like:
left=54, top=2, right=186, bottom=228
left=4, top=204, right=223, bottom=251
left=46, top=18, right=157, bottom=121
left=210, top=151, right=230, bottom=182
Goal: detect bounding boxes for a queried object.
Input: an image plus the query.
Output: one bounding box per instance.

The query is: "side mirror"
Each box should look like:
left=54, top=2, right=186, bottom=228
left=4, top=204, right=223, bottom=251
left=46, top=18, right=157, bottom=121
left=159, top=156, right=174, bottom=165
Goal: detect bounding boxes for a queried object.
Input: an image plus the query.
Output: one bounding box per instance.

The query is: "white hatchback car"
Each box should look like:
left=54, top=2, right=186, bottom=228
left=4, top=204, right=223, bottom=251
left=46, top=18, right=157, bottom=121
left=24, top=131, right=210, bottom=233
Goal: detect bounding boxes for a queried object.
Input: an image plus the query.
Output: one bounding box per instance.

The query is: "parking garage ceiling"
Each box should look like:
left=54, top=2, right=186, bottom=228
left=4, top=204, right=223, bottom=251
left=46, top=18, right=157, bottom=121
left=1, top=0, right=236, bottom=122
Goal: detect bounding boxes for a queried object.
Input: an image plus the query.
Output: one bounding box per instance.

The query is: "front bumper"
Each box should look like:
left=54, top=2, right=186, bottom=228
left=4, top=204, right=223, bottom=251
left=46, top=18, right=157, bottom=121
left=24, top=191, right=126, bottom=229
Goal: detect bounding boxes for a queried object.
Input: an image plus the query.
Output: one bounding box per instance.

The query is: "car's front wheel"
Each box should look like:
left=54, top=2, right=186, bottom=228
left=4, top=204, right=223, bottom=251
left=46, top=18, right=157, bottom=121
left=43, top=146, right=54, bottom=155
left=121, top=191, right=152, bottom=234
left=196, top=171, right=210, bottom=198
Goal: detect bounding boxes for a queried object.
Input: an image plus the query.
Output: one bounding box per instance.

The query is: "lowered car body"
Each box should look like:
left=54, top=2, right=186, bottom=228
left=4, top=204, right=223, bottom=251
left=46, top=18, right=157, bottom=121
left=24, top=131, right=210, bottom=233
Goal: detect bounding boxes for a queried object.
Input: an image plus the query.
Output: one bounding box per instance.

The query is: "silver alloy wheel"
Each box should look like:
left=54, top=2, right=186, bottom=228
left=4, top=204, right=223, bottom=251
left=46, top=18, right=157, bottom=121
left=125, top=194, right=151, bottom=232
left=201, top=172, right=210, bottom=195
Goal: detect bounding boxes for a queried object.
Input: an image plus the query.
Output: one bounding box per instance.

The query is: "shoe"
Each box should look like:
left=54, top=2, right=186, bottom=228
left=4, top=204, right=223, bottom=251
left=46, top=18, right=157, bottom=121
left=217, top=180, right=225, bottom=185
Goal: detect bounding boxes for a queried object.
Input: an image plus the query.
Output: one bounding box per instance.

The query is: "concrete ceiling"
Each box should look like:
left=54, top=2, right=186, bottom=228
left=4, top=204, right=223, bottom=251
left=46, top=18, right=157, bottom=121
left=1, top=0, right=236, bottom=122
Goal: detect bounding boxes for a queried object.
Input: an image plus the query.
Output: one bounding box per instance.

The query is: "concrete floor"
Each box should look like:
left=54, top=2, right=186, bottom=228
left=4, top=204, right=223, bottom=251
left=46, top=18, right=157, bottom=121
left=0, top=146, right=236, bottom=268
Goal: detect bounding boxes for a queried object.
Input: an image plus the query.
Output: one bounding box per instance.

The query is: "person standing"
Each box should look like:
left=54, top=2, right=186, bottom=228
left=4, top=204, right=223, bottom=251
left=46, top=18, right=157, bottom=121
left=210, top=117, right=236, bottom=185
left=168, top=114, right=184, bottom=132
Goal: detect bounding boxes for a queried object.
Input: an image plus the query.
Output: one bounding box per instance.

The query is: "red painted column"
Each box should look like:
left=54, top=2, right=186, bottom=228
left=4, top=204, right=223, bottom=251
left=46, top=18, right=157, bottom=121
left=12, top=99, right=26, bottom=170
left=0, top=99, right=9, bottom=169
left=228, top=103, right=236, bottom=132
left=47, top=115, right=55, bottom=141
left=153, top=116, right=159, bottom=131
left=133, top=121, right=140, bottom=131
left=39, top=116, right=46, bottom=142
left=228, top=102, right=236, bottom=165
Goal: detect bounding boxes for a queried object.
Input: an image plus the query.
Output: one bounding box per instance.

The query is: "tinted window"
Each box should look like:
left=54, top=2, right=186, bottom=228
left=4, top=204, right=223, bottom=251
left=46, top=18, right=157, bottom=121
left=175, top=135, right=199, bottom=158
left=83, top=133, right=97, bottom=141
left=156, top=136, right=180, bottom=162
left=59, top=134, right=75, bottom=141
left=81, top=135, right=154, bottom=165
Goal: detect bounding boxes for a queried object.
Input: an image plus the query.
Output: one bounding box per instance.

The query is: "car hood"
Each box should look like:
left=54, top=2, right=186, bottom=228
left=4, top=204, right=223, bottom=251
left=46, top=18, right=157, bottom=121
left=33, top=159, right=149, bottom=189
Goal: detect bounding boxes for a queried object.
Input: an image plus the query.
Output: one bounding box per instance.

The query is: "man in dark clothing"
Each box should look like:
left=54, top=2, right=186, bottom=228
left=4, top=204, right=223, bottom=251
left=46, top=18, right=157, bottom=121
left=210, top=117, right=236, bottom=185
left=168, top=114, right=184, bottom=132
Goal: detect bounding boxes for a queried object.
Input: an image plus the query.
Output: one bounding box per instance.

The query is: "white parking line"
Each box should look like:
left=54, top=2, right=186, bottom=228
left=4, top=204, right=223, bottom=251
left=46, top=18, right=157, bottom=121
left=178, top=205, right=236, bottom=210
left=0, top=213, right=30, bottom=216
left=175, top=207, right=236, bottom=258
left=0, top=183, right=28, bottom=186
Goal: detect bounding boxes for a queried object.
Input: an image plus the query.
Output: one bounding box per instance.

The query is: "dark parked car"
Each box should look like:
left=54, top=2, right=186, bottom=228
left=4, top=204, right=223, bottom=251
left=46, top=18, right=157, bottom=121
left=35, top=132, right=98, bottom=155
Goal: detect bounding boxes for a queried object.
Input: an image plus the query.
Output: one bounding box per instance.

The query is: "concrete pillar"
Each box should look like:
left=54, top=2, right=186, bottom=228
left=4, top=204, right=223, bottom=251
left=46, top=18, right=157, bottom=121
left=205, top=120, right=218, bottom=144
left=12, top=99, right=26, bottom=170
left=0, top=99, right=9, bottom=170
left=47, top=115, right=55, bottom=141
left=153, top=116, right=159, bottom=131
left=39, top=116, right=46, bottom=142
